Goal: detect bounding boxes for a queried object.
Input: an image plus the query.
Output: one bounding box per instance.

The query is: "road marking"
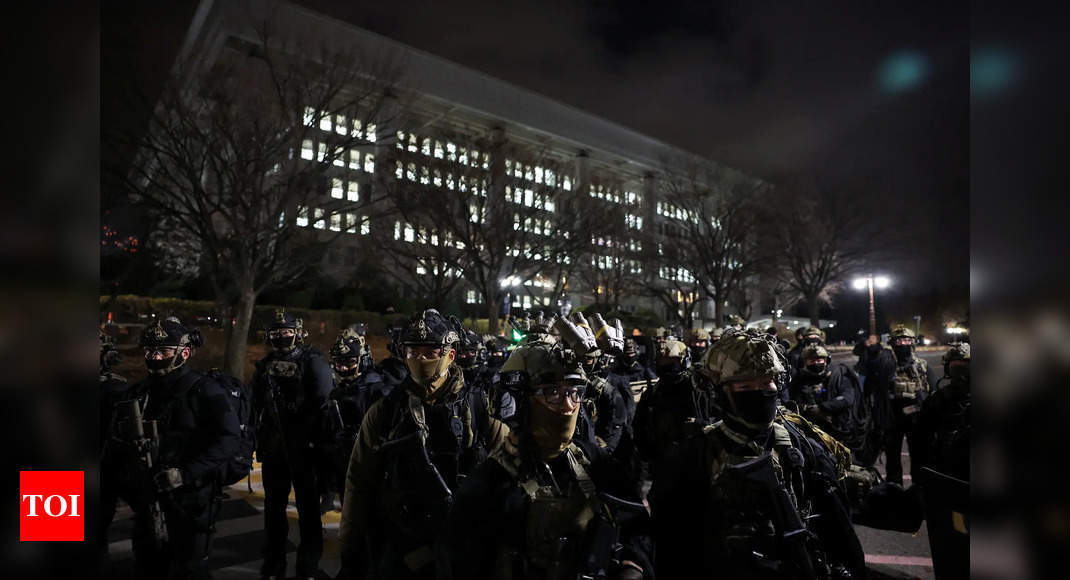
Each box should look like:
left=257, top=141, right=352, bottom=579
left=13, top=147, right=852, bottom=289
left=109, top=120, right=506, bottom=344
left=865, top=554, right=933, bottom=567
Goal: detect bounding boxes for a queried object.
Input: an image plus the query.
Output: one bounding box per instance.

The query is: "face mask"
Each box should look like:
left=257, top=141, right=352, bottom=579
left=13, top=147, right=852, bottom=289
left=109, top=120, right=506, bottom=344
left=727, top=388, right=779, bottom=431
left=145, top=351, right=184, bottom=375
left=528, top=397, right=580, bottom=460
left=805, top=363, right=827, bottom=375
left=406, top=355, right=452, bottom=395
left=866, top=343, right=882, bottom=356
left=271, top=336, right=296, bottom=351
left=893, top=345, right=913, bottom=361
left=656, top=358, right=683, bottom=375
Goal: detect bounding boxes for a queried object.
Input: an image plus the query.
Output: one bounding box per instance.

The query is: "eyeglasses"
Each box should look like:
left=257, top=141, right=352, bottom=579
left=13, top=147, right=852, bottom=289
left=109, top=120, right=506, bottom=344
left=405, top=346, right=445, bottom=359
left=267, top=329, right=296, bottom=339
left=143, top=347, right=177, bottom=358
left=533, top=384, right=586, bottom=404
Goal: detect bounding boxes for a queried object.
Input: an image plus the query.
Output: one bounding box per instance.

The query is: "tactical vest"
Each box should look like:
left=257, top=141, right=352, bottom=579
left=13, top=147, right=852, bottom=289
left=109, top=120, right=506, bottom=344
left=491, top=444, right=606, bottom=579
left=375, top=377, right=488, bottom=544
left=891, top=354, right=930, bottom=401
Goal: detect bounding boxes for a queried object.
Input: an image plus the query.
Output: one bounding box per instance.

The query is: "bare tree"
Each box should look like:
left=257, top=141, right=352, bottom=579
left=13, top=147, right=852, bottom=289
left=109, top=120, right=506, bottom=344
left=105, top=20, right=401, bottom=378
left=768, top=180, right=874, bottom=327
left=381, top=126, right=612, bottom=333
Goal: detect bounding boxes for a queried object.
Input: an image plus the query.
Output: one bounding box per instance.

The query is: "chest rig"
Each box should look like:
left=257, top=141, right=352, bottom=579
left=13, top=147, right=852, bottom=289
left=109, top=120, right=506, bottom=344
left=263, top=352, right=307, bottom=413
left=892, top=356, right=930, bottom=401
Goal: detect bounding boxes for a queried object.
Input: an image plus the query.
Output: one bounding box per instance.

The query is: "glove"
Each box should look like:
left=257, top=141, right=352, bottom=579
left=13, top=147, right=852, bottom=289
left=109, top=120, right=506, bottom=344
left=554, top=316, right=598, bottom=354
left=153, top=467, right=186, bottom=492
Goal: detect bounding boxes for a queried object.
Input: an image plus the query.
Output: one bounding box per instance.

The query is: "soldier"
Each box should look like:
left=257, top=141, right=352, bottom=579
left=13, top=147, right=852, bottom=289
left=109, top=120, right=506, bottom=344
left=251, top=311, right=334, bottom=580
left=650, top=329, right=866, bottom=579
left=787, top=325, right=826, bottom=372
left=880, top=325, right=938, bottom=485
left=912, top=342, right=970, bottom=579
left=610, top=337, right=659, bottom=418
left=788, top=344, right=869, bottom=459
left=484, top=336, right=510, bottom=369
left=338, top=309, right=510, bottom=579
left=633, top=339, right=716, bottom=479
left=102, top=318, right=240, bottom=579
left=688, top=328, right=712, bottom=366
left=322, top=329, right=389, bottom=510
left=558, top=314, right=629, bottom=454
left=439, top=341, right=652, bottom=579
left=457, top=328, right=515, bottom=421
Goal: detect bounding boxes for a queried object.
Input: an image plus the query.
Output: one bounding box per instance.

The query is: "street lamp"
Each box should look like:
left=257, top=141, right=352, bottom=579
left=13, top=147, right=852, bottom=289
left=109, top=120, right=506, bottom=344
left=852, top=274, right=891, bottom=337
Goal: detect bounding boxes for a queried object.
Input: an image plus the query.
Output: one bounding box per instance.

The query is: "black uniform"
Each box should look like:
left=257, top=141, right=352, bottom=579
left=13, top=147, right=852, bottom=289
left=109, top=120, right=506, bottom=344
left=252, top=345, right=334, bottom=578
left=577, top=374, right=629, bottom=453
left=339, top=369, right=509, bottom=579
left=324, top=369, right=389, bottom=506
left=376, top=357, right=410, bottom=392
left=788, top=363, right=868, bottom=456
left=650, top=414, right=866, bottom=579
left=465, top=363, right=516, bottom=422
left=912, top=376, right=970, bottom=579
left=103, top=366, right=240, bottom=579
left=633, top=367, right=716, bottom=477
left=610, top=358, right=659, bottom=420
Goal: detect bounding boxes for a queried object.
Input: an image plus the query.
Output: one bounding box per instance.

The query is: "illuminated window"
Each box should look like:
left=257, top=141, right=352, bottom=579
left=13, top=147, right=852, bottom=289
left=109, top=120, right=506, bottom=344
left=303, top=107, right=316, bottom=126
left=434, top=140, right=444, bottom=159
left=360, top=216, right=370, bottom=235
left=330, top=213, right=342, bottom=232
left=421, top=138, right=431, bottom=156
left=404, top=224, right=415, bottom=242
left=563, top=176, right=572, bottom=191
left=458, top=147, right=468, bottom=165
left=407, top=163, right=416, bottom=182
left=317, top=142, right=327, bottom=162
left=458, top=176, right=468, bottom=193
left=446, top=173, right=455, bottom=190
left=313, top=208, right=325, bottom=230
left=407, top=133, right=418, bottom=153
left=348, top=149, right=361, bottom=170
left=466, top=290, right=477, bottom=304
left=365, top=123, right=376, bottom=142
left=433, top=168, right=442, bottom=187
left=545, top=169, right=555, bottom=187
left=331, top=178, right=344, bottom=199
left=420, top=166, right=430, bottom=185
left=395, top=161, right=403, bottom=179
left=396, top=131, right=406, bottom=150
left=447, top=142, right=457, bottom=162
left=300, top=139, right=314, bottom=160
left=335, top=115, right=347, bottom=135
left=296, top=206, right=309, bottom=227
left=626, top=214, right=643, bottom=230
left=347, top=181, right=358, bottom=201
left=524, top=189, right=533, bottom=207
left=319, top=115, right=332, bottom=132
left=351, top=118, right=363, bottom=138
left=364, top=154, right=375, bottom=174
left=393, top=221, right=401, bottom=240
left=416, top=265, right=427, bottom=275
left=332, top=149, right=345, bottom=167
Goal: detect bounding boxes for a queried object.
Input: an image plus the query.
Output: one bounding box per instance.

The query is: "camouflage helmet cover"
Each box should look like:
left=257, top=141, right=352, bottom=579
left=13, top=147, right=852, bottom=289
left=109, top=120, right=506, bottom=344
left=501, top=343, right=586, bottom=390
left=890, top=325, right=917, bottom=341
left=657, top=339, right=689, bottom=359
left=943, top=342, right=970, bottom=364
left=692, top=328, right=711, bottom=342
left=696, top=328, right=786, bottom=386
left=800, top=344, right=831, bottom=361
left=330, top=328, right=366, bottom=359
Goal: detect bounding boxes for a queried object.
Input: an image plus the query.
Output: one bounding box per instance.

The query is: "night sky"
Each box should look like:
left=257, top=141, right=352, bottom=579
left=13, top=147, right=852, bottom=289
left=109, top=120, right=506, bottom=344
left=104, top=0, right=968, bottom=299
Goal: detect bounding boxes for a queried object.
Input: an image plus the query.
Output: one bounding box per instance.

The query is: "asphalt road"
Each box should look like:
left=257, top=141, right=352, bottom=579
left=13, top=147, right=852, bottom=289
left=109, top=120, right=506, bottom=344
left=106, top=349, right=950, bottom=579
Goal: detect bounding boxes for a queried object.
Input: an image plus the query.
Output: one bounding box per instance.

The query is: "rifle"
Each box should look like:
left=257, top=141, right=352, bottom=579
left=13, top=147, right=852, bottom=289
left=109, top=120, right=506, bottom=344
left=728, top=452, right=818, bottom=580
left=329, top=399, right=346, bottom=434
left=114, top=398, right=168, bottom=547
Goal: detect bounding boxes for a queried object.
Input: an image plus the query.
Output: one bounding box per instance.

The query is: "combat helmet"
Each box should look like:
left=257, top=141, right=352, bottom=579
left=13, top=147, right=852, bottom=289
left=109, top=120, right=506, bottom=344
left=889, top=325, right=917, bottom=345
left=329, top=328, right=366, bottom=377
left=501, top=342, right=586, bottom=394
left=399, top=309, right=460, bottom=349
left=799, top=344, right=832, bottom=376
left=942, top=342, right=970, bottom=382
left=800, top=326, right=826, bottom=345
left=456, top=328, right=488, bottom=371
left=265, top=310, right=308, bottom=351
left=691, top=328, right=712, bottom=345
left=139, top=316, right=204, bottom=375
left=695, top=328, right=787, bottom=388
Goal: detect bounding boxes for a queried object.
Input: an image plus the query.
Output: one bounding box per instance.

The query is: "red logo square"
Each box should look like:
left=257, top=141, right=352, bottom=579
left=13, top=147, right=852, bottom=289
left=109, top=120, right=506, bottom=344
left=20, top=471, right=84, bottom=541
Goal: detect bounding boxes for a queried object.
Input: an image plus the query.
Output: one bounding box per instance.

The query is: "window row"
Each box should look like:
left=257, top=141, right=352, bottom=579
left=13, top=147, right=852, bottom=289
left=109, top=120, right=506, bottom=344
left=659, top=266, right=695, bottom=283
left=415, top=260, right=462, bottom=278
left=395, top=131, right=489, bottom=169
left=300, top=140, right=376, bottom=173
left=504, top=185, right=556, bottom=212
left=330, top=178, right=360, bottom=202
left=504, top=159, right=567, bottom=189
left=295, top=206, right=369, bottom=234
left=514, top=214, right=554, bottom=236
left=656, top=201, right=698, bottom=223
left=626, top=213, right=643, bottom=230
left=511, top=293, right=554, bottom=308
left=393, top=221, right=466, bottom=249
left=396, top=161, right=489, bottom=195
left=303, top=107, right=377, bottom=142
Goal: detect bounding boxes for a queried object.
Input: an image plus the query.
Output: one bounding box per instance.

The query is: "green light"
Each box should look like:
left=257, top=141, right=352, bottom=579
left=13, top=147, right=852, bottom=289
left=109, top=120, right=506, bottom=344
left=511, top=329, right=526, bottom=342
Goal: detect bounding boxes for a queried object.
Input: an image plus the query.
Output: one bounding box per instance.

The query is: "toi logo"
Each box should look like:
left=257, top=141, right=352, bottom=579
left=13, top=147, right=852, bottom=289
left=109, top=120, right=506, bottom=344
left=20, top=471, right=84, bottom=541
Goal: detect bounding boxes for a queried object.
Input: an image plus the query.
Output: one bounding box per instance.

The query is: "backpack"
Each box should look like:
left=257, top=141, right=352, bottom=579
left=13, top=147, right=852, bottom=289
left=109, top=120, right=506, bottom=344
left=206, top=369, right=256, bottom=486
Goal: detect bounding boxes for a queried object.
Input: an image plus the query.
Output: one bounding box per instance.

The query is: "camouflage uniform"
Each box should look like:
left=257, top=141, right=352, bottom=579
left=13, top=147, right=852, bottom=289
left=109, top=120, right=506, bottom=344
left=788, top=345, right=869, bottom=456
left=650, top=329, right=866, bottom=579
left=439, top=342, right=652, bottom=580
left=881, top=325, right=937, bottom=485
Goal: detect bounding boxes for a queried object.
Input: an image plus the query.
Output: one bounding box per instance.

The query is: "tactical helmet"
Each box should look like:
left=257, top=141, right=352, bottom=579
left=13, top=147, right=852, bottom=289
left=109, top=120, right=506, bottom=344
left=801, top=344, right=831, bottom=362
left=622, top=336, right=639, bottom=357
left=501, top=343, right=586, bottom=392
left=727, top=314, right=746, bottom=328
left=139, top=317, right=203, bottom=375
left=656, top=339, right=691, bottom=369
left=399, top=308, right=460, bottom=348
left=800, top=326, right=825, bottom=344
left=943, top=342, right=970, bottom=364
left=456, top=329, right=488, bottom=370
left=692, top=329, right=711, bottom=343
left=265, top=310, right=308, bottom=350
left=709, top=327, right=724, bottom=342
left=695, top=328, right=786, bottom=387
left=889, top=325, right=916, bottom=346
left=330, top=328, right=366, bottom=360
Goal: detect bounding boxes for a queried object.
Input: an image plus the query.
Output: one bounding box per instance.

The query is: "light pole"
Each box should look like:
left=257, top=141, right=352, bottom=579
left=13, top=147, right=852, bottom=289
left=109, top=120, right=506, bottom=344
left=852, top=274, right=890, bottom=338
left=913, top=314, right=921, bottom=337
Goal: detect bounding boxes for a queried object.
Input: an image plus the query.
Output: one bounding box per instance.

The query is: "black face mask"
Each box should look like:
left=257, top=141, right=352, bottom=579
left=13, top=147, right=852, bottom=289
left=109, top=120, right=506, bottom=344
left=866, top=343, right=882, bottom=356
left=146, top=357, right=173, bottom=372
left=893, top=345, right=913, bottom=361
left=271, top=336, right=296, bottom=351
left=333, top=358, right=359, bottom=377
left=805, top=362, right=827, bottom=374
left=728, top=389, right=779, bottom=430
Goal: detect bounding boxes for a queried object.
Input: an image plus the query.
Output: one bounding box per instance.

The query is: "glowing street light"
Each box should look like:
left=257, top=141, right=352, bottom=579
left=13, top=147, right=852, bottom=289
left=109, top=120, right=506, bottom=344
left=853, top=273, right=892, bottom=337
